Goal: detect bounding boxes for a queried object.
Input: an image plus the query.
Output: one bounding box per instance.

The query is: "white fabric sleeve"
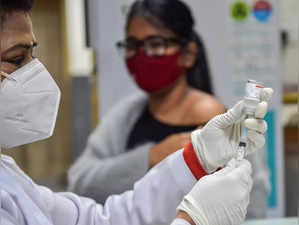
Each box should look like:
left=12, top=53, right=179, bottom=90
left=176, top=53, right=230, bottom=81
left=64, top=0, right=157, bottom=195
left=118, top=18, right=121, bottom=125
left=1, top=218, right=16, bottom=225
left=68, top=94, right=155, bottom=204
left=43, top=150, right=196, bottom=225
left=1, top=209, right=19, bottom=225
left=68, top=140, right=154, bottom=203
left=171, top=218, right=192, bottom=225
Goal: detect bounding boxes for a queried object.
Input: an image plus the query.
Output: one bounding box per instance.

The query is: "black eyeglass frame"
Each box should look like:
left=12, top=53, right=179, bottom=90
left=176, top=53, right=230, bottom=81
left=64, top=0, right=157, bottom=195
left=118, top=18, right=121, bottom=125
left=116, top=35, right=186, bottom=57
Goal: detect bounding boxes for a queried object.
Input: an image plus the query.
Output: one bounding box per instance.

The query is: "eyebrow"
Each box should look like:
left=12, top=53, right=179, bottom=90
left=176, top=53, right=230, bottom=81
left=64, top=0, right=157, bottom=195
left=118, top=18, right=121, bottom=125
left=2, top=42, right=38, bottom=55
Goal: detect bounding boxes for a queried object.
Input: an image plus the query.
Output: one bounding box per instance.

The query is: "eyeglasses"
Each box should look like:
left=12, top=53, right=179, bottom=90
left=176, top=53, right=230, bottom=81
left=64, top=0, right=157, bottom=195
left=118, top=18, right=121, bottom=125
left=116, top=36, right=183, bottom=58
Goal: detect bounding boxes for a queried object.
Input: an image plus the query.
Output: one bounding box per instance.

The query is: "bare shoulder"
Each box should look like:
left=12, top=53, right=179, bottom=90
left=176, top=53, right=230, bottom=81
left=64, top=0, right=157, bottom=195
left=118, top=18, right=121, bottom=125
left=189, top=90, right=226, bottom=122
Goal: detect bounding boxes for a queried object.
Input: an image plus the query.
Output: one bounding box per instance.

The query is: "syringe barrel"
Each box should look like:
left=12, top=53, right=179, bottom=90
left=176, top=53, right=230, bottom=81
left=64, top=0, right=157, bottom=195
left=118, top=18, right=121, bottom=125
left=237, top=80, right=264, bottom=161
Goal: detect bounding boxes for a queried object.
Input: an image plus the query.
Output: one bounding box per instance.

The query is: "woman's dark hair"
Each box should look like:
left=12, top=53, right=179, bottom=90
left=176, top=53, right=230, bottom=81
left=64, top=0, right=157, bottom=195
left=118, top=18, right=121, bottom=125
left=0, top=0, right=35, bottom=24
left=1, top=0, right=34, bottom=12
left=126, top=0, right=213, bottom=94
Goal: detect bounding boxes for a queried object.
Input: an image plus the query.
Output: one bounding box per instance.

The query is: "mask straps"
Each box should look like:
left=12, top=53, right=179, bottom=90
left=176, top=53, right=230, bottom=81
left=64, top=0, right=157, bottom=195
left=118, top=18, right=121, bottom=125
left=0, top=77, right=2, bottom=153
left=0, top=73, right=9, bottom=155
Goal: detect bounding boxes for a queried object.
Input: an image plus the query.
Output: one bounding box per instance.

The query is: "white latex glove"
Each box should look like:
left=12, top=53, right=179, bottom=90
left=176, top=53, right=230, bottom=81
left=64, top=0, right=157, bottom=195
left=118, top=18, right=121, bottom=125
left=191, top=88, right=273, bottom=173
left=178, top=159, right=253, bottom=225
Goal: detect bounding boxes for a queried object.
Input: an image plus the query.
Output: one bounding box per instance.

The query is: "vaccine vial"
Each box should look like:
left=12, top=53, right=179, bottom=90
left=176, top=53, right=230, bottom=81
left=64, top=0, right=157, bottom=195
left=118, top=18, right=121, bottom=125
left=237, top=80, right=263, bottom=161
left=243, top=80, right=263, bottom=117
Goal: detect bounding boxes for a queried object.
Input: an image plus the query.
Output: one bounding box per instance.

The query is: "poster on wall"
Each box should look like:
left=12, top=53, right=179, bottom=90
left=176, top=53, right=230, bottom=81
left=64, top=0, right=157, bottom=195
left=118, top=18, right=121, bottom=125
left=226, top=0, right=284, bottom=217
left=227, top=0, right=278, bottom=99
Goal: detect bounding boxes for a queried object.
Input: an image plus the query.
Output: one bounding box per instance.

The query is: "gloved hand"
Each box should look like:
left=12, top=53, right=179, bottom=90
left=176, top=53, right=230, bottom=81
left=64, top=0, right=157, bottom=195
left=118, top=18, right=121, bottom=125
left=191, top=88, right=273, bottom=173
left=178, top=159, right=253, bottom=225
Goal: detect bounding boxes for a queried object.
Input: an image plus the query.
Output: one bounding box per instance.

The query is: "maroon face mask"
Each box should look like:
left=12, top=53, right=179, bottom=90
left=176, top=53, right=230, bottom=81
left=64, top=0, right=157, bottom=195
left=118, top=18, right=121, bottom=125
left=126, top=49, right=184, bottom=93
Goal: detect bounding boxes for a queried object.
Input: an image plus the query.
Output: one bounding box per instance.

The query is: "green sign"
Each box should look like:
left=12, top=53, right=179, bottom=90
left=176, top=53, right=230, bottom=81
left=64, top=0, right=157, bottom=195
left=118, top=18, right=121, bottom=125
left=231, top=1, right=250, bottom=22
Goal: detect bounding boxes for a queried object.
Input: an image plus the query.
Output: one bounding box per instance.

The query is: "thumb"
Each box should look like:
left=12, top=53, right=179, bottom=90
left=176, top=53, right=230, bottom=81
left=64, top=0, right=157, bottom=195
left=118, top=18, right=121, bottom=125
left=214, top=159, right=252, bottom=180
left=235, top=159, right=252, bottom=176
left=211, top=100, right=245, bottom=128
left=213, top=159, right=237, bottom=176
left=260, top=88, right=274, bottom=102
left=232, top=159, right=253, bottom=191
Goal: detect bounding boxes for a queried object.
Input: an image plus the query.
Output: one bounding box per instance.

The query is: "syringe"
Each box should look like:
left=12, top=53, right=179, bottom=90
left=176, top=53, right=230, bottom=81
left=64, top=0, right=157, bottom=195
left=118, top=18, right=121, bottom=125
left=236, top=80, right=263, bottom=161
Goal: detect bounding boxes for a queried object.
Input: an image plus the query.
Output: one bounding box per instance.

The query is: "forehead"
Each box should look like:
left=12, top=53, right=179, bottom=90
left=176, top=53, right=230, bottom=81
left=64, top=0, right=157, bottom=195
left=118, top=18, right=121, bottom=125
left=1, top=11, right=35, bottom=51
left=127, top=16, right=174, bottom=39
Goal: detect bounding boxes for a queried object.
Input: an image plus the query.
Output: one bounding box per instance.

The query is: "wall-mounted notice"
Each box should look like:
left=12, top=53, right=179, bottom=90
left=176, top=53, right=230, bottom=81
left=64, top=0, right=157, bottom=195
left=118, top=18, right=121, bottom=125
left=227, top=0, right=284, bottom=217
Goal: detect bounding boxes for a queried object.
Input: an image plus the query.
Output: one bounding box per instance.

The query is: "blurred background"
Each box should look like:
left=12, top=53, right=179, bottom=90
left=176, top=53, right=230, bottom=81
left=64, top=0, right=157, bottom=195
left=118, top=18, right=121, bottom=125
left=2, top=0, right=298, bottom=218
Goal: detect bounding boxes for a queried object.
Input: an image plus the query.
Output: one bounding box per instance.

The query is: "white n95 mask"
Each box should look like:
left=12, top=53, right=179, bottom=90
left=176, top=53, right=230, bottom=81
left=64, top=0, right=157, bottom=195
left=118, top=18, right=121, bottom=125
left=0, top=59, right=61, bottom=149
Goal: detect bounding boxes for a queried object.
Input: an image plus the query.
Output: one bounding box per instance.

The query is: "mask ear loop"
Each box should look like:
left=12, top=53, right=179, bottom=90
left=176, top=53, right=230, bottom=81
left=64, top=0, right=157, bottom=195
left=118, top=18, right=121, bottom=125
left=0, top=73, right=6, bottom=155
left=0, top=72, right=16, bottom=155
left=0, top=73, right=13, bottom=149
left=0, top=72, right=15, bottom=156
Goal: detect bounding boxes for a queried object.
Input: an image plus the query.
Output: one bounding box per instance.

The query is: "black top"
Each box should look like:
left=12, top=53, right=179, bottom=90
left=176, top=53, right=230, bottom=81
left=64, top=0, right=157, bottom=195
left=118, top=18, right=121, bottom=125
left=126, top=106, right=204, bottom=149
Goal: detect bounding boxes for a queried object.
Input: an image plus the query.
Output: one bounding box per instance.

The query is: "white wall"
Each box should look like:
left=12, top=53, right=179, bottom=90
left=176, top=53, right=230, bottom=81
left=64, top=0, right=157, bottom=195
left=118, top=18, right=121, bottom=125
left=87, top=0, right=140, bottom=117
left=281, top=0, right=299, bottom=87
left=66, top=0, right=93, bottom=76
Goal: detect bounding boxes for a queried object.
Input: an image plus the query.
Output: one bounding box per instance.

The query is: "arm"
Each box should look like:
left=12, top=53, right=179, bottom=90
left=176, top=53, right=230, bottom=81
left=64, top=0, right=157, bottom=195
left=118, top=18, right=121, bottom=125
left=47, top=150, right=197, bottom=225
left=68, top=95, right=155, bottom=203
left=1, top=209, right=19, bottom=225
left=68, top=136, right=154, bottom=203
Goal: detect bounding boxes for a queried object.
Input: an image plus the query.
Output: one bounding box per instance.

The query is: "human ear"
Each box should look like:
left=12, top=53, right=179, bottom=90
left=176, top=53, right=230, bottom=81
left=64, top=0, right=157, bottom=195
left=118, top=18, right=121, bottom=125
left=179, top=42, right=198, bottom=69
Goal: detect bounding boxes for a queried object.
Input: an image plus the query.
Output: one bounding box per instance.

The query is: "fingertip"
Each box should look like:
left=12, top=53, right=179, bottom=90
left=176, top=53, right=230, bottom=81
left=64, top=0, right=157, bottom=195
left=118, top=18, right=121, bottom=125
left=247, top=130, right=266, bottom=149
left=244, top=119, right=267, bottom=133
left=228, top=158, right=237, bottom=168
left=238, top=159, right=252, bottom=175
left=255, top=101, right=268, bottom=119
left=215, top=163, right=235, bottom=176
left=261, top=88, right=274, bottom=101
left=231, top=160, right=252, bottom=186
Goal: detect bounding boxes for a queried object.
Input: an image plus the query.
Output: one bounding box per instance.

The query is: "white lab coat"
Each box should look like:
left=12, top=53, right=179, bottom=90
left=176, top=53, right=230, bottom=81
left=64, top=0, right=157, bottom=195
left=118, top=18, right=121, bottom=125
left=0, top=150, right=196, bottom=225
